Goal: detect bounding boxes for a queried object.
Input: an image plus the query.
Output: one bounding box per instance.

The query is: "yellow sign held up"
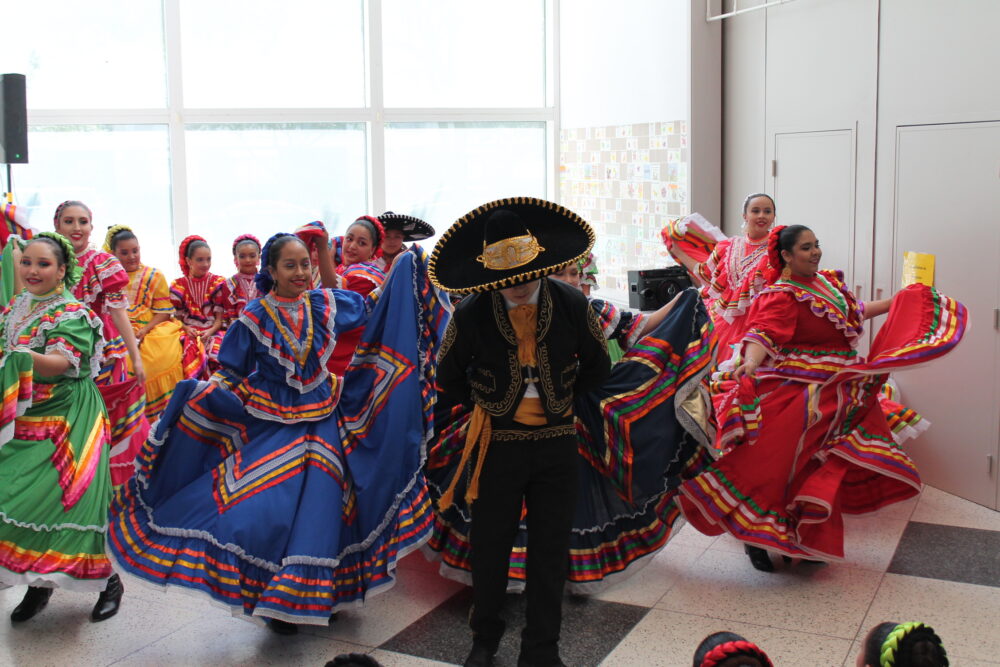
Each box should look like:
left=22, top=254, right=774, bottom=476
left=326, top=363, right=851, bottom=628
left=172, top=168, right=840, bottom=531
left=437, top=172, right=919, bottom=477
left=902, top=251, right=935, bottom=287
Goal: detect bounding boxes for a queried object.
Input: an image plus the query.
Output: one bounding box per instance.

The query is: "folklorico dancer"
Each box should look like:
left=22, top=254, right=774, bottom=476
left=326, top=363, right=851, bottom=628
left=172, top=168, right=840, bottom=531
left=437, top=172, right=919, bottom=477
left=375, top=211, right=435, bottom=272
left=429, top=198, right=613, bottom=667
left=53, top=201, right=149, bottom=485
left=676, top=225, right=968, bottom=571
left=107, top=229, right=450, bottom=634
left=104, top=225, right=195, bottom=422
left=859, top=621, right=949, bottom=667
left=693, top=631, right=774, bottom=667
left=426, top=230, right=718, bottom=598
left=296, top=217, right=387, bottom=377
left=662, top=198, right=931, bottom=445
left=0, top=232, right=124, bottom=623
left=169, top=235, right=227, bottom=378
left=220, top=233, right=262, bottom=322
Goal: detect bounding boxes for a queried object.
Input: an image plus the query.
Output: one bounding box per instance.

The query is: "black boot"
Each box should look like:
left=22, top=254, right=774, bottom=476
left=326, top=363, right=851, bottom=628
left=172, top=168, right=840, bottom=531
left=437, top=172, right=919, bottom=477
left=10, top=586, right=54, bottom=622
left=91, top=574, right=124, bottom=622
left=269, top=618, right=299, bottom=635
left=744, top=544, right=774, bottom=572
left=463, top=642, right=497, bottom=667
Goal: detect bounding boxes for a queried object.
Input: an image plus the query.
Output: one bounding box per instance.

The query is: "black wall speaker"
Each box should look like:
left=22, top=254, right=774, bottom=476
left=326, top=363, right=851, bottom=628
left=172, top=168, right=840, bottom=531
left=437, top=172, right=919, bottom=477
left=0, top=74, right=28, bottom=164
left=627, top=266, right=693, bottom=311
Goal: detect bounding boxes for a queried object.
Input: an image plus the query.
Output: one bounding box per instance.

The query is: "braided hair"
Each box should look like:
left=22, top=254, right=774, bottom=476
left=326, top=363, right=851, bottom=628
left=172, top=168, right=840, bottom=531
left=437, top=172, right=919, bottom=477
left=25, top=231, right=84, bottom=288
left=862, top=621, right=949, bottom=666
left=693, top=631, right=773, bottom=667
left=103, top=224, right=137, bottom=253
left=232, top=233, right=261, bottom=256
left=178, top=235, right=211, bottom=276
left=742, top=193, right=776, bottom=215
left=349, top=215, right=385, bottom=260
left=256, top=232, right=308, bottom=295
left=53, top=200, right=93, bottom=226
left=763, top=224, right=811, bottom=284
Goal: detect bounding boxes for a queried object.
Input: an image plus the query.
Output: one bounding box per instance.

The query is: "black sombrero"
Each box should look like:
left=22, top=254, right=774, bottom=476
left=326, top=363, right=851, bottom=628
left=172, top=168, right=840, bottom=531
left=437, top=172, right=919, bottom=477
left=428, top=197, right=595, bottom=294
left=378, top=211, right=435, bottom=242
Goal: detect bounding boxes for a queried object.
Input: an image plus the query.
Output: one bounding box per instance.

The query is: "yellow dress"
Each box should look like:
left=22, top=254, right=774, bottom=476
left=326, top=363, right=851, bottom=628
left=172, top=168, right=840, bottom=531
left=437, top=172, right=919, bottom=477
left=125, top=265, right=186, bottom=422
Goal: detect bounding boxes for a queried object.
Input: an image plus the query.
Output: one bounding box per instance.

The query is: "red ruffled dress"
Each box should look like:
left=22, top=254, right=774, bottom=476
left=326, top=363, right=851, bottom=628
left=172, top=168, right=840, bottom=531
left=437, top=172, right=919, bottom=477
left=661, top=216, right=768, bottom=365
left=220, top=271, right=260, bottom=324
left=677, top=271, right=967, bottom=560
left=327, top=260, right=386, bottom=377
left=662, top=217, right=930, bottom=444
left=73, top=247, right=151, bottom=485
left=169, top=273, right=228, bottom=378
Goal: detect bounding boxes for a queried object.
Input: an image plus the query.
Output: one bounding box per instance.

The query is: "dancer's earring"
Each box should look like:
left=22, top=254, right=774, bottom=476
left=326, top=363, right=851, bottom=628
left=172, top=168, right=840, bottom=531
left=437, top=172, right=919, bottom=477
left=780, top=266, right=791, bottom=280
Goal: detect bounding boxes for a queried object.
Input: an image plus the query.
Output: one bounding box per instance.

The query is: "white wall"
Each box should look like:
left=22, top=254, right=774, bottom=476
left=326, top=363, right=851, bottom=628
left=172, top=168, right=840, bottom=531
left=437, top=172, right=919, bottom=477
left=560, top=0, right=690, bottom=128
left=721, top=0, right=1000, bottom=508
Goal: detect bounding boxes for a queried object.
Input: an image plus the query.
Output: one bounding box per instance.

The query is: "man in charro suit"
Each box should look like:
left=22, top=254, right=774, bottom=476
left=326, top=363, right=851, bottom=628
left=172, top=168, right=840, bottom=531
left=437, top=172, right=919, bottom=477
left=429, top=198, right=610, bottom=667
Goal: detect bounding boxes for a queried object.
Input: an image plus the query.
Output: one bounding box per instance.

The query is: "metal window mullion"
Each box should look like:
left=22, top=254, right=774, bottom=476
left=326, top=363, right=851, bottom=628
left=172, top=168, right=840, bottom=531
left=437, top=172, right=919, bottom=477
left=163, top=0, right=189, bottom=243
left=25, top=109, right=172, bottom=125
left=180, top=108, right=376, bottom=124
left=549, top=0, right=561, bottom=201
left=367, top=0, right=386, bottom=214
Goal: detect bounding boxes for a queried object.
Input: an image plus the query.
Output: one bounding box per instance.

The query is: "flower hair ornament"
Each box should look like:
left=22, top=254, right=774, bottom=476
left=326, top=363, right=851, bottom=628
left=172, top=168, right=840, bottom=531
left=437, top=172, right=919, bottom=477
left=879, top=622, right=948, bottom=667
left=763, top=224, right=788, bottom=285
left=352, top=215, right=385, bottom=260
left=232, top=233, right=262, bottom=268
left=102, top=224, right=134, bottom=253
left=32, top=231, right=84, bottom=288
left=698, top=639, right=773, bottom=667
left=178, top=235, right=209, bottom=277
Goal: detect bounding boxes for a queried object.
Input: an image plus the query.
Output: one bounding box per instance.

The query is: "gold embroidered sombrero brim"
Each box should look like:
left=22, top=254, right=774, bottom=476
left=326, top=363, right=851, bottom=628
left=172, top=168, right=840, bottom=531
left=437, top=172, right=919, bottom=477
left=429, top=197, right=595, bottom=294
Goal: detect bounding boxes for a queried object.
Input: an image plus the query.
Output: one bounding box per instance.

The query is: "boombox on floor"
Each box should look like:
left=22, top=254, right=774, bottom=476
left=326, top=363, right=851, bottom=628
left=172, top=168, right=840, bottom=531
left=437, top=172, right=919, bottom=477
left=627, top=266, right=693, bottom=311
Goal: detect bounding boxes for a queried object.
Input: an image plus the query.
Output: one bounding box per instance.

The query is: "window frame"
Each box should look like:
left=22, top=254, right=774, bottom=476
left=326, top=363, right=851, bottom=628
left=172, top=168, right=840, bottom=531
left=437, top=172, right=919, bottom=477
left=22, top=0, right=560, bottom=245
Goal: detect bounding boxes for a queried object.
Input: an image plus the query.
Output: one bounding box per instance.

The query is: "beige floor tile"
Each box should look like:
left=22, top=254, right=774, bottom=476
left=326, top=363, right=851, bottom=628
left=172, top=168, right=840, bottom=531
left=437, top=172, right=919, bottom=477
left=112, top=611, right=368, bottom=666
left=655, top=549, right=881, bottom=639
left=704, top=514, right=908, bottom=573
left=843, top=640, right=862, bottom=666
left=590, top=543, right=706, bottom=608
left=299, top=569, right=465, bottom=647
left=841, top=515, right=909, bottom=572
left=117, top=571, right=216, bottom=614
left=0, top=587, right=201, bottom=666
left=859, top=573, right=1000, bottom=663
left=370, top=649, right=457, bottom=666
left=910, top=485, right=1000, bottom=531
left=600, top=609, right=852, bottom=667
left=397, top=549, right=446, bottom=575
left=668, top=520, right=719, bottom=551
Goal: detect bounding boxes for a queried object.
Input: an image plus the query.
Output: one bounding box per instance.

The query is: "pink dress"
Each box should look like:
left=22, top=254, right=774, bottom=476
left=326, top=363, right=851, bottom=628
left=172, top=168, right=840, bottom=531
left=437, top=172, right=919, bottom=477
left=73, top=247, right=150, bottom=485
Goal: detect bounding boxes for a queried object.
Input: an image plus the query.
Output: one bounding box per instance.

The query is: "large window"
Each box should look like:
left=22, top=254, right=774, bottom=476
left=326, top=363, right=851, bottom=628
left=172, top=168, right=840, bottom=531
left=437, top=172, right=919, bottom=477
left=3, top=0, right=554, bottom=280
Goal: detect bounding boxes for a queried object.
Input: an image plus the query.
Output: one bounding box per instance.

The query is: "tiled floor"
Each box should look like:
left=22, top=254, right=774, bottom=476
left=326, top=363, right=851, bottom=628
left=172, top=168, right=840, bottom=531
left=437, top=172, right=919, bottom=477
left=2, top=485, right=998, bottom=666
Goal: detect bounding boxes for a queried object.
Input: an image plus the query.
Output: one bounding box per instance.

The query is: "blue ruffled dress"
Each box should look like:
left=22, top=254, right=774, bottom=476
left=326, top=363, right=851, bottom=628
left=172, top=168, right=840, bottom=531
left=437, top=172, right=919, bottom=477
left=108, top=250, right=450, bottom=625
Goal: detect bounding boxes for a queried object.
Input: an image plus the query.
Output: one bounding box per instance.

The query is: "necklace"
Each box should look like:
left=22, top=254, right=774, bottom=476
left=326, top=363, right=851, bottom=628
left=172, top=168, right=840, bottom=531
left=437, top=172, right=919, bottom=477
left=262, top=292, right=314, bottom=366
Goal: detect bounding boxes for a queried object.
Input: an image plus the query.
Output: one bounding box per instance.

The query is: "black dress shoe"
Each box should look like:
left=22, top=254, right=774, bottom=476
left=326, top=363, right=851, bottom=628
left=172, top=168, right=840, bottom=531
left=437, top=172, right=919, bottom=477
left=11, top=586, right=54, bottom=622
left=744, top=544, right=774, bottom=572
left=463, top=643, right=496, bottom=667
left=91, top=574, right=124, bottom=622
left=517, top=657, right=567, bottom=667
left=269, top=618, right=299, bottom=635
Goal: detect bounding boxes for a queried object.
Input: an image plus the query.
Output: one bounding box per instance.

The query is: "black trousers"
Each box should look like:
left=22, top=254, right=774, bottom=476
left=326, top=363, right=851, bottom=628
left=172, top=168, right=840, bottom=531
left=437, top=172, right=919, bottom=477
left=469, top=428, right=578, bottom=664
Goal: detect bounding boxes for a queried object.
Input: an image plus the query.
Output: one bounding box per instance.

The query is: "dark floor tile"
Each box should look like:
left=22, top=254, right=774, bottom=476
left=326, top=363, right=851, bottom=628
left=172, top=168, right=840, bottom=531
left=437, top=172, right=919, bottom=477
left=380, top=587, right=649, bottom=666
left=888, top=521, right=1000, bottom=587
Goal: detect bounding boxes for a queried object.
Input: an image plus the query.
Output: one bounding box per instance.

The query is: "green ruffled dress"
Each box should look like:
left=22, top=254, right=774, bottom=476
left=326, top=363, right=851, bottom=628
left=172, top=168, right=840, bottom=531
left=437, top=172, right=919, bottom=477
left=0, top=286, right=113, bottom=592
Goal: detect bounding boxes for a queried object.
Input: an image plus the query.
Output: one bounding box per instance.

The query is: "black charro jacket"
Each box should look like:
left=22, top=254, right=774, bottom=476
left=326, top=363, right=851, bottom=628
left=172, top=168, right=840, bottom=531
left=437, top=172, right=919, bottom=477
left=437, top=277, right=610, bottom=428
